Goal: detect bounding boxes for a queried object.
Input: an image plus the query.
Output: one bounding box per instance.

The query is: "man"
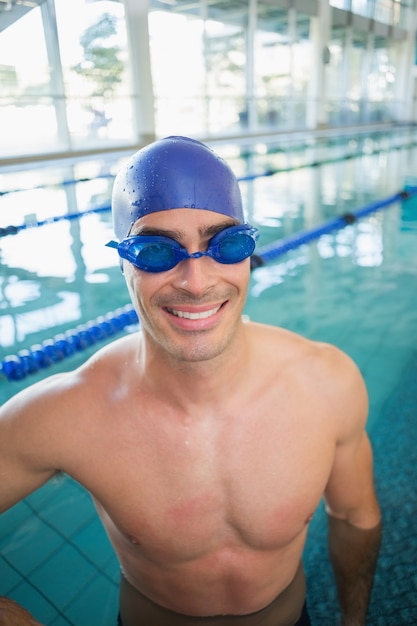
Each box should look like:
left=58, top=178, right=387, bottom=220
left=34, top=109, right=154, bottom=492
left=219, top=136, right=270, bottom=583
left=0, top=136, right=381, bottom=626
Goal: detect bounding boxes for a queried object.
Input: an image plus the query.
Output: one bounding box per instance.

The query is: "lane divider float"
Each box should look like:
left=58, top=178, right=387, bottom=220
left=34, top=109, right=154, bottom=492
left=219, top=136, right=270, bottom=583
left=2, top=188, right=417, bottom=382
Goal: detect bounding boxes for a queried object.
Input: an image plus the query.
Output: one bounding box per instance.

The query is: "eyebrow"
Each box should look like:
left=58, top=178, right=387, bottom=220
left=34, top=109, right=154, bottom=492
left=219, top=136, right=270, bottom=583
left=132, top=219, right=238, bottom=241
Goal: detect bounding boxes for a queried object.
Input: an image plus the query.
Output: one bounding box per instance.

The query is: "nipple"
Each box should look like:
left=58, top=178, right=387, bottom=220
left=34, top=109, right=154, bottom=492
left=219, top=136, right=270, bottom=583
left=127, top=534, right=140, bottom=545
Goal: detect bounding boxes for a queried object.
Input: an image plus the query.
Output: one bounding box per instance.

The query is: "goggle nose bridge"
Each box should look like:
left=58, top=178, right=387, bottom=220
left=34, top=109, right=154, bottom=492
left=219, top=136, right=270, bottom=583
left=182, top=250, right=210, bottom=260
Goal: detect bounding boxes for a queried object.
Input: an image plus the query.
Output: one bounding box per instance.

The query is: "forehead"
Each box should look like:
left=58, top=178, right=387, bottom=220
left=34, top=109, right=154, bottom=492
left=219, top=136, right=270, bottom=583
left=130, top=207, right=238, bottom=234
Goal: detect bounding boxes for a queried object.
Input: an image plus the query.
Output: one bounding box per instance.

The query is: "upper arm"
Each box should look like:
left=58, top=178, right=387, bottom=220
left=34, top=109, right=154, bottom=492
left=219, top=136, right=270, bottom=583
left=0, top=377, right=66, bottom=513
left=322, top=349, right=381, bottom=529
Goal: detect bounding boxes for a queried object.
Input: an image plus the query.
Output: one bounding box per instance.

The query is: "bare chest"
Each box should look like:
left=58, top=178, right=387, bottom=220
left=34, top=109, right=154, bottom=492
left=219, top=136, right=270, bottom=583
left=72, top=405, right=335, bottom=562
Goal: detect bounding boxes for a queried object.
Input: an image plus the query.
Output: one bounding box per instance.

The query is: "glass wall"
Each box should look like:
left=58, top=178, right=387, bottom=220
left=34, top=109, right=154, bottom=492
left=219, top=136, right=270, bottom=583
left=326, top=22, right=398, bottom=125
left=148, top=1, right=248, bottom=137
left=0, top=0, right=134, bottom=159
left=0, top=6, right=58, bottom=157
left=254, top=9, right=312, bottom=131
left=0, top=0, right=414, bottom=162
left=205, top=2, right=248, bottom=135
left=148, top=1, right=313, bottom=136
left=369, top=37, right=396, bottom=120
left=330, top=0, right=414, bottom=26
left=55, top=0, right=133, bottom=148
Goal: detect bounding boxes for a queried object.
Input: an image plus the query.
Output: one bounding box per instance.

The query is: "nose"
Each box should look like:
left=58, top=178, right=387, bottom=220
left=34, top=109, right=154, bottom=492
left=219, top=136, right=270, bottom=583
left=171, top=255, right=217, bottom=296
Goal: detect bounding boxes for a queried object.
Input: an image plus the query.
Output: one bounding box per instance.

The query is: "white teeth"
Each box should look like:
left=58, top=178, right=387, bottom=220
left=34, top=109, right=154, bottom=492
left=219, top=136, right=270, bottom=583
left=169, top=306, right=221, bottom=320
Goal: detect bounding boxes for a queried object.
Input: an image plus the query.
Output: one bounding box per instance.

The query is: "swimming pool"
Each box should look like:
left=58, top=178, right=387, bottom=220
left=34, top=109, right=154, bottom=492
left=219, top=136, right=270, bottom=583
left=1, top=129, right=417, bottom=624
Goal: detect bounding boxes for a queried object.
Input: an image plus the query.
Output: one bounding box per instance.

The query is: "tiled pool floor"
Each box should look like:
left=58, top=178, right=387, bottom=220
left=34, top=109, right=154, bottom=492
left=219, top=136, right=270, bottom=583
left=305, top=349, right=417, bottom=625
left=1, top=477, right=119, bottom=625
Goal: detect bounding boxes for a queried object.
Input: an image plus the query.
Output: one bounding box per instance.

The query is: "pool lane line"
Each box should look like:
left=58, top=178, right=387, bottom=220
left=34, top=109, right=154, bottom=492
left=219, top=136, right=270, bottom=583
left=0, top=204, right=111, bottom=237
left=3, top=135, right=417, bottom=234
left=2, top=188, right=417, bottom=382
left=0, top=306, right=139, bottom=382
left=2, top=132, right=417, bottom=197
left=0, top=173, right=115, bottom=196
left=250, top=188, right=417, bottom=268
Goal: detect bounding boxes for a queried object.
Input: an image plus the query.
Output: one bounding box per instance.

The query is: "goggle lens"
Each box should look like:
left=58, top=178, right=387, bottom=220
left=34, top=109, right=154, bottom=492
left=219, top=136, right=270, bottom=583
left=216, top=231, right=256, bottom=263
left=106, top=224, right=259, bottom=273
left=135, top=242, right=177, bottom=272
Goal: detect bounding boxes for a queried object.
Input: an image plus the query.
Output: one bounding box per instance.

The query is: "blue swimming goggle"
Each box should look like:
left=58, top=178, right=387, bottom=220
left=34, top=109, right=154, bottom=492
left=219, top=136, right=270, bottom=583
left=106, top=224, right=259, bottom=273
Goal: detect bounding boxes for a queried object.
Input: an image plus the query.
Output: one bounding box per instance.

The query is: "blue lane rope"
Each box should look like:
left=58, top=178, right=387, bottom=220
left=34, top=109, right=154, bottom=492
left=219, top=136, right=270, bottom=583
left=4, top=136, right=417, bottom=239
left=1, top=306, right=138, bottom=382
left=2, top=131, right=415, bottom=198
left=251, top=188, right=417, bottom=267
left=1, top=169, right=284, bottom=237
left=0, top=204, right=111, bottom=238
left=2, top=188, right=417, bottom=382
left=0, top=173, right=115, bottom=197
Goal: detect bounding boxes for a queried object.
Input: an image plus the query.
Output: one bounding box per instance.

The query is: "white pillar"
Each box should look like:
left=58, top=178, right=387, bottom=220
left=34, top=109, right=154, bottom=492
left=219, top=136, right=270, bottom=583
left=393, top=9, right=417, bottom=122
left=361, top=31, right=374, bottom=123
left=123, top=0, right=155, bottom=143
left=246, top=0, right=257, bottom=129
left=307, top=0, right=331, bottom=129
left=41, top=0, right=71, bottom=148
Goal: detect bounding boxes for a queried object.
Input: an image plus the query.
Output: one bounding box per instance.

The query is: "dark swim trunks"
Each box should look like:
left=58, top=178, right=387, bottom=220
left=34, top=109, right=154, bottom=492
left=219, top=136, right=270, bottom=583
left=295, top=603, right=311, bottom=625
left=117, top=602, right=311, bottom=626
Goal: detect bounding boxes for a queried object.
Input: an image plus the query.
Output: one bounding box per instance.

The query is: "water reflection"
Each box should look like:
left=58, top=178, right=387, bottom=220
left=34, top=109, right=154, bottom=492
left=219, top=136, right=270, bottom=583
left=1, top=292, right=81, bottom=348
left=1, top=133, right=417, bottom=361
left=2, top=276, right=40, bottom=308
left=315, top=218, right=384, bottom=267
left=0, top=161, right=125, bottom=356
left=251, top=251, right=308, bottom=297
left=1, top=224, right=77, bottom=278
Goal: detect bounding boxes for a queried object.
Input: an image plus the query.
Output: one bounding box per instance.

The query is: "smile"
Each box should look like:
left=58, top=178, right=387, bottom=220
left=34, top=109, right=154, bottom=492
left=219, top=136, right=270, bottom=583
left=166, top=305, right=222, bottom=320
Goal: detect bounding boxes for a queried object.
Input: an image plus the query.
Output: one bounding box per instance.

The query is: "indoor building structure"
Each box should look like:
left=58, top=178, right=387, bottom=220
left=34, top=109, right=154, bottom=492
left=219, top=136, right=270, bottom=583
left=0, top=0, right=416, bottom=163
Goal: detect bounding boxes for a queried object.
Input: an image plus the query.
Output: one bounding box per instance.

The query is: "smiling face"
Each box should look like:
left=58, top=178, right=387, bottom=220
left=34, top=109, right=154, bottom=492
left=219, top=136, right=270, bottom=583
left=123, top=208, right=251, bottom=365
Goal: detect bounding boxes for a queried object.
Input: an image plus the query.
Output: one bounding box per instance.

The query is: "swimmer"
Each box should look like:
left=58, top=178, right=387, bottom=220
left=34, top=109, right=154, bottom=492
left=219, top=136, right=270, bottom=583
left=0, top=137, right=381, bottom=625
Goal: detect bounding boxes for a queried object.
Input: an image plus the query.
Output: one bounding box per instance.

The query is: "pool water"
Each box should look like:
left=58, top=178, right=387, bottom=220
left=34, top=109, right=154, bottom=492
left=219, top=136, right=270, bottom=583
left=1, top=129, right=417, bottom=624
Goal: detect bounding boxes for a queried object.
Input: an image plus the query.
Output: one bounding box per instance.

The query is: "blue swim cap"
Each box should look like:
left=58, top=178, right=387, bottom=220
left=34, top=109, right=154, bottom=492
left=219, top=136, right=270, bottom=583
left=112, top=136, right=244, bottom=240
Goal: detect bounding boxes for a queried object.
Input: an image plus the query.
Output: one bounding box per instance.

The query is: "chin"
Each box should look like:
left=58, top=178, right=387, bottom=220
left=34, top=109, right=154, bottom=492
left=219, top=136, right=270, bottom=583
left=165, top=332, right=236, bottom=364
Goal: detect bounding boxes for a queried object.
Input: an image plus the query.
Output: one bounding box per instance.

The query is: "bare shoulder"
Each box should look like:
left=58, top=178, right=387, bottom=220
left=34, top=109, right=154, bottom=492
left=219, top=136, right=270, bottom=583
left=0, top=334, right=141, bottom=510
left=2, top=332, right=135, bottom=409
left=0, top=333, right=139, bottom=462
left=247, top=321, right=368, bottom=430
left=248, top=320, right=357, bottom=369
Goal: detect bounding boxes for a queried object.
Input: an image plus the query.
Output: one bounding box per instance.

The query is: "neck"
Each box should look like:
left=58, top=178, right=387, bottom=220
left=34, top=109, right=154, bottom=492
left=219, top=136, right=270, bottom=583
left=138, top=323, right=250, bottom=411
